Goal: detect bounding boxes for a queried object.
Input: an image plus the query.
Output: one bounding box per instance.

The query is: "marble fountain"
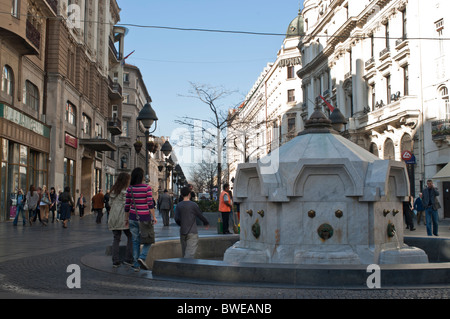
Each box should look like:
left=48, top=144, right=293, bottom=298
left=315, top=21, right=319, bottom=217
left=152, top=109, right=450, bottom=287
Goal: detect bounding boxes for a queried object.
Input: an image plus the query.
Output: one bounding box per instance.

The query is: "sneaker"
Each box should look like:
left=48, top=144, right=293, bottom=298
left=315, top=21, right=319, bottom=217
left=112, top=262, right=121, bottom=268
left=137, top=258, right=149, bottom=270
left=132, top=266, right=140, bottom=272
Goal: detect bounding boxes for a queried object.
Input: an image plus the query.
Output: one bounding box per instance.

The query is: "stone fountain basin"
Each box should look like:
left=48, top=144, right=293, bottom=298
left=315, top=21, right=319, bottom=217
left=147, top=235, right=450, bottom=288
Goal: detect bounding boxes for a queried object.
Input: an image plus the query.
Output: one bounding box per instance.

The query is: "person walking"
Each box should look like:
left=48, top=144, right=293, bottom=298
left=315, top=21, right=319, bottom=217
left=59, top=186, right=74, bottom=228
left=414, top=192, right=426, bottom=225
left=219, top=183, right=233, bottom=234
left=76, top=193, right=87, bottom=218
left=39, top=185, right=51, bottom=225
left=422, top=179, right=440, bottom=236
left=108, top=173, right=133, bottom=268
left=26, top=185, right=39, bottom=226
left=158, top=189, right=173, bottom=226
left=12, top=189, right=26, bottom=226
left=125, top=167, right=157, bottom=271
left=403, top=195, right=415, bottom=231
left=92, top=189, right=105, bottom=224
left=175, top=186, right=209, bottom=258
left=104, top=190, right=111, bottom=221
left=49, top=187, right=57, bottom=223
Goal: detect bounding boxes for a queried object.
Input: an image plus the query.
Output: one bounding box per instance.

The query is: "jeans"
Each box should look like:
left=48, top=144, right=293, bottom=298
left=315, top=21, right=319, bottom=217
left=13, top=204, right=26, bottom=225
left=129, top=220, right=152, bottom=268
left=111, top=229, right=133, bottom=264
left=425, top=207, right=439, bottom=236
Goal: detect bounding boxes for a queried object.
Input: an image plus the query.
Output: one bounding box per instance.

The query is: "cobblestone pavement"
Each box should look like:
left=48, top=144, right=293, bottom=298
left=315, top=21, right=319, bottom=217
left=0, top=212, right=449, bottom=300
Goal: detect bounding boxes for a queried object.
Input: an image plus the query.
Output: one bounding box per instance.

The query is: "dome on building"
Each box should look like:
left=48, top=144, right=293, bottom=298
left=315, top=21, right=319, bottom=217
left=286, top=10, right=305, bottom=38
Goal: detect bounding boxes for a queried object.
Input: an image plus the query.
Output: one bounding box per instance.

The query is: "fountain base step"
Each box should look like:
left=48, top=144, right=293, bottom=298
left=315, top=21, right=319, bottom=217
left=152, top=258, right=450, bottom=287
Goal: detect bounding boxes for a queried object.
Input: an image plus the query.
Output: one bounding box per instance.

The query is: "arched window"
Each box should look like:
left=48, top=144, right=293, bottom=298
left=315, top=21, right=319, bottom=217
left=24, top=80, right=39, bottom=111
left=65, top=101, right=76, bottom=125
left=383, top=138, right=395, bottom=160
left=400, top=133, right=412, bottom=153
left=369, top=142, right=379, bottom=157
left=1, top=65, right=14, bottom=97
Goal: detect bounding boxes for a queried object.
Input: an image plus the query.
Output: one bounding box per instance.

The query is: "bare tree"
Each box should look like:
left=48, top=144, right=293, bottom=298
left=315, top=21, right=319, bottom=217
left=175, top=82, right=240, bottom=194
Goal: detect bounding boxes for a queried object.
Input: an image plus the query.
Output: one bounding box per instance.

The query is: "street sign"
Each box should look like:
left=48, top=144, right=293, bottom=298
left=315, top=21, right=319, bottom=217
left=401, top=150, right=413, bottom=161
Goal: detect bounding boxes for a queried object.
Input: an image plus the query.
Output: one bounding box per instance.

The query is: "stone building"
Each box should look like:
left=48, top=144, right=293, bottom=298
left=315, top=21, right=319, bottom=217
left=227, top=11, right=304, bottom=185
left=44, top=0, right=125, bottom=204
left=0, top=0, right=57, bottom=220
left=298, top=0, right=450, bottom=219
left=0, top=0, right=127, bottom=220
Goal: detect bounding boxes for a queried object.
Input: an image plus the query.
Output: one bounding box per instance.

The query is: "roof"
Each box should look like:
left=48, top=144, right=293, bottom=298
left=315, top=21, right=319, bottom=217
left=286, top=11, right=305, bottom=38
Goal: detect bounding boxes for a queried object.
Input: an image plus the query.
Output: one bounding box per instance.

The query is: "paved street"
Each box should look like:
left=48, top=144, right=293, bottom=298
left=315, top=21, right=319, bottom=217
left=0, top=211, right=449, bottom=300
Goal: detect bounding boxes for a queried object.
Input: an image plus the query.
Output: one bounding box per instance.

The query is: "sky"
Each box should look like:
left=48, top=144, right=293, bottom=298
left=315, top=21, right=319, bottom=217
left=116, top=0, right=303, bottom=173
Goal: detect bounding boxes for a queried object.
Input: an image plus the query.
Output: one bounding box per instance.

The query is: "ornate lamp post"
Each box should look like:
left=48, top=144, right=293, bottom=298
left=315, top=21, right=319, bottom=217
left=136, top=102, right=158, bottom=182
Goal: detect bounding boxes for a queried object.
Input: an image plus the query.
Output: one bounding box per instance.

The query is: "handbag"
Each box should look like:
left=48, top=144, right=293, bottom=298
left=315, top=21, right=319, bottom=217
left=131, top=187, right=155, bottom=244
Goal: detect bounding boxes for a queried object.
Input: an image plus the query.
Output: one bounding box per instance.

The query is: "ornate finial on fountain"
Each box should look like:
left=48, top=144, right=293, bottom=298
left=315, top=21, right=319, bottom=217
left=298, top=108, right=336, bottom=136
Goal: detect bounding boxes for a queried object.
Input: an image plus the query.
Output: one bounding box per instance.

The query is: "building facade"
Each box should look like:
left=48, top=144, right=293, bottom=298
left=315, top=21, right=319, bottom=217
left=0, top=0, right=57, bottom=221
left=45, top=0, right=125, bottom=206
left=298, top=0, right=450, bottom=219
left=227, top=11, right=304, bottom=187
left=0, top=0, right=128, bottom=220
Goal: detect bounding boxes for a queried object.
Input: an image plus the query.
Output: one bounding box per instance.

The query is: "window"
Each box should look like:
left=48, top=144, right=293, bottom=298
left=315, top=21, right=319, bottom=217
left=65, top=101, right=76, bottom=125
left=287, top=89, right=295, bottom=103
left=123, top=72, right=130, bottom=83
left=11, top=0, right=20, bottom=18
left=287, top=66, right=295, bottom=79
left=401, top=9, right=407, bottom=40
left=287, top=116, right=296, bottom=140
left=2, top=65, right=14, bottom=97
left=403, top=65, right=409, bottom=96
left=121, top=119, right=129, bottom=137
left=95, top=123, right=103, bottom=138
left=82, top=113, right=91, bottom=136
left=385, top=21, right=390, bottom=49
left=436, top=19, right=445, bottom=56
left=386, top=75, right=391, bottom=104
left=370, top=83, right=376, bottom=111
left=384, top=138, right=395, bottom=160
left=24, top=80, right=39, bottom=111
left=440, top=86, right=449, bottom=119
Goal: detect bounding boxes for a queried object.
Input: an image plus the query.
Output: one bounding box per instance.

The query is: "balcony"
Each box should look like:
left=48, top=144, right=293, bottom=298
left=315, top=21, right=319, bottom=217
left=107, top=117, right=122, bottom=136
left=431, top=119, right=450, bottom=141
left=26, top=20, right=40, bottom=50
left=108, top=76, right=122, bottom=99
left=109, top=37, right=122, bottom=61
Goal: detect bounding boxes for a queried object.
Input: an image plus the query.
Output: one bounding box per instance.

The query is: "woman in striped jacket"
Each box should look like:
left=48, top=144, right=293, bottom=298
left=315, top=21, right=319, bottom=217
left=125, top=167, right=157, bottom=271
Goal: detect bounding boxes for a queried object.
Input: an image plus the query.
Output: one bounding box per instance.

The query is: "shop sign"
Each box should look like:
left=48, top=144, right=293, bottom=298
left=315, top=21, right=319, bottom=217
left=0, top=104, right=50, bottom=138
left=65, top=133, right=78, bottom=149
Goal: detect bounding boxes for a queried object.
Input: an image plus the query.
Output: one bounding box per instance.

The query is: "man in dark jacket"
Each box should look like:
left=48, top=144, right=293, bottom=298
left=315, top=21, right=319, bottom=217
left=422, top=180, right=440, bottom=236
left=158, top=189, right=173, bottom=226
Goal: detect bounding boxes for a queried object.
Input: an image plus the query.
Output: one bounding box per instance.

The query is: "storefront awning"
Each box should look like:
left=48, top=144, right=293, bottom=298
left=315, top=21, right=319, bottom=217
left=432, top=162, right=450, bottom=181
left=79, top=138, right=117, bottom=152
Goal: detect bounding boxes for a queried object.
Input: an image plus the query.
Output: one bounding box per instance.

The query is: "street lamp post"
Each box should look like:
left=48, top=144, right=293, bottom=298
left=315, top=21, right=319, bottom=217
left=136, top=102, right=158, bottom=183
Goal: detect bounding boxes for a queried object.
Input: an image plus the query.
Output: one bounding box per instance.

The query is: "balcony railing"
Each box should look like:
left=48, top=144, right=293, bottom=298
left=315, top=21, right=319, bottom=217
left=108, top=77, right=122, bottom=96
left=109, top=37, right=122, bottom=60
left=107, top=117, right=122, bottom=136
left=431, top=119, right=450, bottom=140
left=26, top=20, right=41, bottom=50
